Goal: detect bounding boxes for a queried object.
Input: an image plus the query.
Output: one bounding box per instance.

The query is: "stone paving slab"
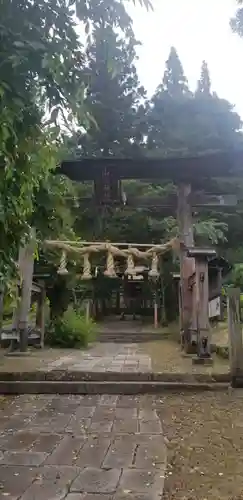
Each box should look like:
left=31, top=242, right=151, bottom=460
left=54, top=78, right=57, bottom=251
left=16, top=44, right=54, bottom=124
left=0, top=394, right=167, bottom=499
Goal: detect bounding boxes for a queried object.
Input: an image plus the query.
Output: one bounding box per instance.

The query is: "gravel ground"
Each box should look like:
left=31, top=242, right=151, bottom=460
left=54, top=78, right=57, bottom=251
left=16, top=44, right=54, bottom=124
left=157, top=390, right=243, bottom=500
left=144, top=340, right=229, bottom=374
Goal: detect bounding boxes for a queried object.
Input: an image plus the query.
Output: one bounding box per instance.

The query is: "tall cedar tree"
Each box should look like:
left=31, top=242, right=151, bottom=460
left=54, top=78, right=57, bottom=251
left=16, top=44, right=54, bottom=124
left=148, top=49, right=242, bottom=156
left=72, top=24, right=147, bottom=158
left=162, top=46, right=190, bottom=98
left=147, top=47, right=192, bottom=156
left=196, top=60, right=211, bottom=94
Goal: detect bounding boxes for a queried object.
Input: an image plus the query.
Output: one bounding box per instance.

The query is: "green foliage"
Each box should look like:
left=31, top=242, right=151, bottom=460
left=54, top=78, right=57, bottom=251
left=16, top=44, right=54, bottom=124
left=194, top=219, right=228, bottom=245
left=0, top=0, right=87, bottom=283
left=229, top=264, right=243, bottom=291
left=76, top=0, right=153, bottom=36
left=46, top=306, right=97, bottom=348
left=231, top=1, right=243, bottom=36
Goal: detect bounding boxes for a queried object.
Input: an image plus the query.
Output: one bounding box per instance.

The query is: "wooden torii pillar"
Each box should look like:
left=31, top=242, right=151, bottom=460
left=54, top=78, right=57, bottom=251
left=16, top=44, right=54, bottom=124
left=187, top=247, right=216, bottom=362
left=177, top=183, right=197, bottom=352
left=176, top=185, right=236, bottom=355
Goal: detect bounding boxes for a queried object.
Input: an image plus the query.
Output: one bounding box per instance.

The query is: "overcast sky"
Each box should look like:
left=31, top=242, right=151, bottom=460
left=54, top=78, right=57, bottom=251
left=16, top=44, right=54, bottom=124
left=127, top=0, right=243, bottom=118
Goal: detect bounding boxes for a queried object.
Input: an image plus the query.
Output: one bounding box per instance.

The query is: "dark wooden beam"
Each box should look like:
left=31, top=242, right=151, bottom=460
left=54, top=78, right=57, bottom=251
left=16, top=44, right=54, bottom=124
left=59, top=150, right=243, bottom=182
left=75, top=193, right=238, bottom=211
left=125, top=193, right=238, bottom=208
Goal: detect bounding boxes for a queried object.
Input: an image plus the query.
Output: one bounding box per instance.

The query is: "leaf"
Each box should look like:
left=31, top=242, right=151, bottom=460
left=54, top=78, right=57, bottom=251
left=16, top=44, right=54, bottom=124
left=13, top=41, right=26, bottom=49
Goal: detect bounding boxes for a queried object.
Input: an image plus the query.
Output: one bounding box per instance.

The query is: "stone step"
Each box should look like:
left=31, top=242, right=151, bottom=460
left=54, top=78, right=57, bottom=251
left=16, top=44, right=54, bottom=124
left=98, top=333, right=163, bottom=342
left=0, top=380, right=230, bottom=395
left=0, top=371, right=230, bottom=383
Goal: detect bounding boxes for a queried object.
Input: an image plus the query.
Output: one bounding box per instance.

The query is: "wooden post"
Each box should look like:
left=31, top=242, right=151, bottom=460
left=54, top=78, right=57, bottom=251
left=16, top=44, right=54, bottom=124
left=85, top=300, right=91, bottom=322
left=18, top=229, right=36, bottom=352
left=36, top=284, right=46, bottom=348
left=177, top=183, right=195, bottom=351
left=217, top=268, right=224, bottom=321
left=154, top=301, right=158, bottom=329
left=227, top=288, right=243, bottom=386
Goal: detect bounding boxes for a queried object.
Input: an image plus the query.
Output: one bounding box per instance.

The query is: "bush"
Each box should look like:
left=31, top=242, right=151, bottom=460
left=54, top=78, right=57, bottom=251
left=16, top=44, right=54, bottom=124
left=46, top=306, right=97, bottom=348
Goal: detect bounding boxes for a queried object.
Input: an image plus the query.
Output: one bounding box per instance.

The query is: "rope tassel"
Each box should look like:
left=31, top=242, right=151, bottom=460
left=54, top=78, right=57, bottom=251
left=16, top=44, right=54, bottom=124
left=149, top=252, right=159, bottom=278
left=125, top=251, right=135, bottom=276
left=104, top=250, right=117, bottom=278
left=57, top=250, right=68, bottom=275
left=81, top=252, right=92, bottom=280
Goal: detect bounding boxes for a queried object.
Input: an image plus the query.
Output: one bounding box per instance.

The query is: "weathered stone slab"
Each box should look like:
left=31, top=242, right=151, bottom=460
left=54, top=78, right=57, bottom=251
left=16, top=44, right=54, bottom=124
left=119, top=469, right=165, bottom=496
left=0, top=465, right=37, bottom=499
left=138, top=410, right=160, bottom=421
left=47, top=396, right=82, bottom=412
left=139, top=419, right=162, bottom=435
left=102, top=437, right=136, bottom=468
left=92, top=407, right=116, bottom=421
left=29, top=413, right=71, bottom=432
left=117, top=396, right=140, bottom=408
left=79, top=396, right=101, bottom=406
left=134, top=441, right=167, bottom=469
left=74, top=406, right=96, bottom=418
left=112, top=418, right=138, bottom=434
left=64, top=495, right=85, bottom=500
left=1, top=431, right=39, bottom=451
left=46, top=435, right=85, bottom=465
left=114, top=407, right=138, bottom=419
left=70, top=467, right=121, bottom=494
left=75, top=437, right=110, bottom=468
left=66, top=416, right=91, bottom=434
left=115, top=493, right=160, bottom=500
left=1, top=415, right=32, bottom=432
left=1, top=451, right=47, bottom=466
left=20, top=465, right=80, bottom=500
left=100, top=395, right=118, bottom=406
left=89, top=419, right=114, bottom=433
left=66, top=495, right=112, bottom=500
left=30, top=433, right=61, bottom=453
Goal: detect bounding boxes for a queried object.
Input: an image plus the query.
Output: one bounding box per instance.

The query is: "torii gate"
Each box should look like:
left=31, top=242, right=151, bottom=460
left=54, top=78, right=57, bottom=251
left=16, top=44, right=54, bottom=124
left=59, top=150, right=243, bottom=360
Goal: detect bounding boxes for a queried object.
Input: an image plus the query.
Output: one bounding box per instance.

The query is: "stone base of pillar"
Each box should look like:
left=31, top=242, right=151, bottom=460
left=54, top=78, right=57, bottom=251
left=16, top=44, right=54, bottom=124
left=192, top=356, right=213, bottom=365
left=182, top=328, right=198, bottom=355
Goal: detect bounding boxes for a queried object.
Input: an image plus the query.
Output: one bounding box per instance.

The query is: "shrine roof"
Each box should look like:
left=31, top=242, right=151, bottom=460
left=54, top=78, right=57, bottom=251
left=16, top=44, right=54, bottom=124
left=59, top=150, right=243, bottom=181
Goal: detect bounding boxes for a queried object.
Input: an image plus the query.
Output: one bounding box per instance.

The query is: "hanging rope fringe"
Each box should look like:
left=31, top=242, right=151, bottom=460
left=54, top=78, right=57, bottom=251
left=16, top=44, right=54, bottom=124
left=46, top=237, right=179, bottom=278
left=125, top=251, right=136, bottom=276
left=57, top=250, right=68, bottom=275
left=104, top=250, right=117, bottom=278
left=148, top=252, right=159, bottom=278
left=81, top=252, right=92, bottom=280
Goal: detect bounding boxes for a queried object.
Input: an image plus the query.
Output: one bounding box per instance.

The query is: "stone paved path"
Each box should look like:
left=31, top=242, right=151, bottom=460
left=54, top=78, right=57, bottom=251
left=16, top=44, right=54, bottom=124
left=0, top=394, right=166, bottom=499
left=46, top=344, right=152, bottom=373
